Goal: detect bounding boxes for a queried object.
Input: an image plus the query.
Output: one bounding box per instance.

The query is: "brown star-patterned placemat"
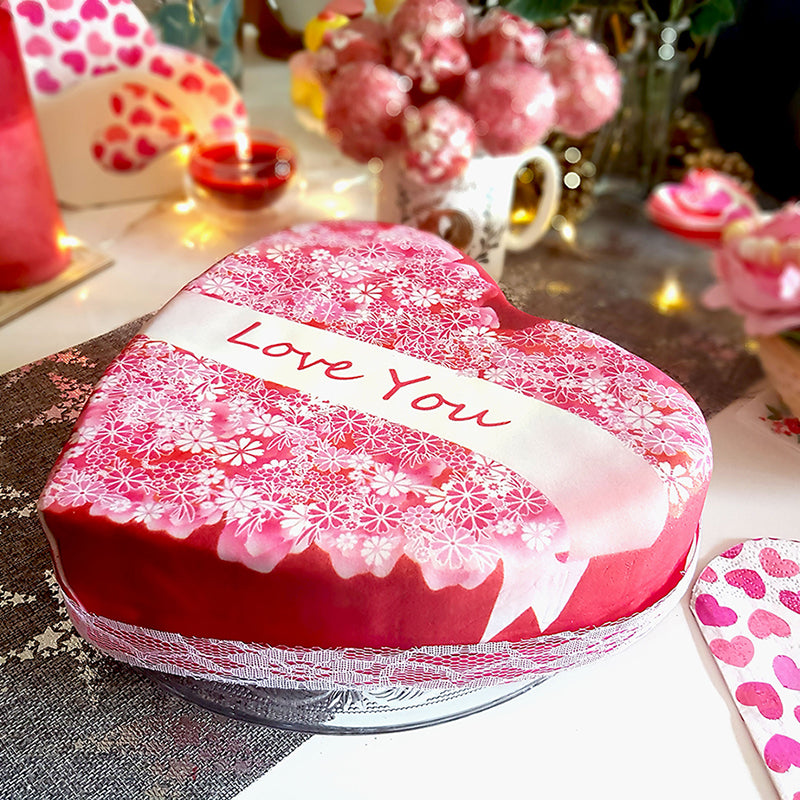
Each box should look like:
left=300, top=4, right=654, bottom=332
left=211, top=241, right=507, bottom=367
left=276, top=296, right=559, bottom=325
left=0, top=319, right=309, bottom=800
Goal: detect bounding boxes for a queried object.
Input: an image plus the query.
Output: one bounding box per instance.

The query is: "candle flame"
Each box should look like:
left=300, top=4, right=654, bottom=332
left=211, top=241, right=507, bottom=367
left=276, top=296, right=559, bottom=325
left=652, top=274, right=689, bottom=314
left=234, top=130, right=252, bottom=162
left=173, top=198, right=196, bottom=215
left=58, top=234, right=81, bottom=250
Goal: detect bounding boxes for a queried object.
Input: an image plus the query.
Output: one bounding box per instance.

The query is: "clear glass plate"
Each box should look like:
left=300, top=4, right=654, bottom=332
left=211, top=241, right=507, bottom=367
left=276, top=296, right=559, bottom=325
left=144, top=669, right=544, bottom=734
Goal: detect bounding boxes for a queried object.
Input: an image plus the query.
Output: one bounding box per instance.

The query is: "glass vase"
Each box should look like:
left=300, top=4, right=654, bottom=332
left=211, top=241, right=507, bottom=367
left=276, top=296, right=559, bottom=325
left=594, top=12, right=691, bottom=196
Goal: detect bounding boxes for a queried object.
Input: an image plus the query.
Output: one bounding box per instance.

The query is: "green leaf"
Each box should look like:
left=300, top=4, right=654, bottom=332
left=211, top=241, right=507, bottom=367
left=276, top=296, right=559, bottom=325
left=781, top=329, right=800, bottom=345
left=502, top=0, right=579, bottom=22
left=766, top=404, right=783, bottom=421
left=690, top=0, right=736, bottom=38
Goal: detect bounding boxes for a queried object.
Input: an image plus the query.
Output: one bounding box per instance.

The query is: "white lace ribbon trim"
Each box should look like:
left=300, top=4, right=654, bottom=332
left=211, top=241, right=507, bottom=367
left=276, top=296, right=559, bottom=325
left=63, top=535, right=697, bottom=690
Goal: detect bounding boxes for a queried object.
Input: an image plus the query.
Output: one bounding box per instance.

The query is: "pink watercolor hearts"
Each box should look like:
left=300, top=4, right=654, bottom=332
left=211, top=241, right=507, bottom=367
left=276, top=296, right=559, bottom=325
left=748, top=609, right=791, bottom=639
left=53, top=19, right=80, bottom=41
left=774, top=655, right=800, bottom=690
left=118, top=45, right=144, bottom=67
left=136, top=136, right=157, bottom=157
left=736, top=681, right=783, bottom=720
left=724, top=568, right=766, bottom=599
left=80, top=0, right=107, bottom=19
left=780, top=590, right=800, bottom=615
left=698, top=566, right=717, bottom=583
left=765, top=734, right=800, bottom=773
left=130, top=107, right=153, bottom=125
left=61, top=51, right=87, bottom=75
left=709, top=636, right=754, bottom=667
left=149, top=55, right=174, bottom=78
left=159, top=116, right=183, bottom=138
left=87, top=31, right=112, bottom=56
left=17, top=0, right=45, bottom=25
left=179, top=73, right=204, bottom=92
left=25, top=35, right=53, bottom=56
left=721, top=543, right=744, bottom=559
left=104, top=124, right=129, bottom=143
left=47, top=0, right=74, bottom=9
left=111, top=152, right=134, bottom=171
left=208, top=83, right=231, bottom=105
left=113, top=12, right=138, bottom=37
left=33, top=68, right=61, bottom=93
left=760, top=546, right=800, bottom=578
left=694, top=593, right=737, bottom=627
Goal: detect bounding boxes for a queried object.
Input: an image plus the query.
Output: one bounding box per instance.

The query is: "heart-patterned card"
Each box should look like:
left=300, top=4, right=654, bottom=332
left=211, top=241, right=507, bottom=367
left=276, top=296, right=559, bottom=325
left=692, top=538, right=800, bottom=799
left=7, top=0, right=246, bottom=204
left=40, top=221, right=712, bottom=687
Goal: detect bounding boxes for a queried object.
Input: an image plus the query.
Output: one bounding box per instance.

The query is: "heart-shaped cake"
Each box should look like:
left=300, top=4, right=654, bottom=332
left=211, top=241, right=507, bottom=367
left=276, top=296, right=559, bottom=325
left=39, top=221, right=712, bottom=688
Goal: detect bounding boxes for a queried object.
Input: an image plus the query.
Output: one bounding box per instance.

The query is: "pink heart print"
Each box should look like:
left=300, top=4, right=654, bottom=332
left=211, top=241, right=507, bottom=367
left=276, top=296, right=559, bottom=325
left=775, top=656, right=800, bottom=691
left=708, top=636, right=754, bottom=667
left=762, top=548, right=800, bottom=579
left=737, top=682, right=784, bottom=720
left=749, top=609, right=792, bottom=640
left=725, top=568, right=767, bottom=599
left=691, top=538, right=800, bottom=799
left=694, top=593, right=737, bottom=626
left=92, top=82, right=194, bottom=173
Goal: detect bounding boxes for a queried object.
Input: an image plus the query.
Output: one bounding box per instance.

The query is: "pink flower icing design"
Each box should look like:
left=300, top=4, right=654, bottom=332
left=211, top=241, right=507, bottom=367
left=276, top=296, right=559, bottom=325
left=41, top=222, right=711, bottom=596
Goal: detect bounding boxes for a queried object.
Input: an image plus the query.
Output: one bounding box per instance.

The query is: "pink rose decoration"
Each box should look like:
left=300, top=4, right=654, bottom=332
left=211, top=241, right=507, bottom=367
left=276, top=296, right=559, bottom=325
left=704, top=204, right=800, bottom=336
left=647, top=169, right=759, bottom=246
left=543, top=29, right=621, bottom=139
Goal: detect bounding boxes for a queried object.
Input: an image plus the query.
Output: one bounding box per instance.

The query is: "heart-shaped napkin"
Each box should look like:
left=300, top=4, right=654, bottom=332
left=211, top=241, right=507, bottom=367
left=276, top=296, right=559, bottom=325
left=691, top=538, right=800, bottom=799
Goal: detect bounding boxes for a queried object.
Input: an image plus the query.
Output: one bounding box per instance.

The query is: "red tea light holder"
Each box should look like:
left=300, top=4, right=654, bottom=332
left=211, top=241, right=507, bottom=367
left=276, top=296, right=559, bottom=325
left=186, top=128, right=297, bottom=217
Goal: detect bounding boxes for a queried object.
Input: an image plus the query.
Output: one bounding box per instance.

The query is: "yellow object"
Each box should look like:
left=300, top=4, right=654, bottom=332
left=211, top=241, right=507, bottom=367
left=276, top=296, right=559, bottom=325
left=303, top=12, right=349, bottom=52
left=375, top=0, right=401, bottom=14
left=290, top=72, right=326, bottom=120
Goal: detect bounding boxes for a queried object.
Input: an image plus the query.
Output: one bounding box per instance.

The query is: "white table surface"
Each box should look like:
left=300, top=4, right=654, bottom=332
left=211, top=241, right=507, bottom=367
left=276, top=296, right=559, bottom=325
left=3, top=48, right=798, bottom=800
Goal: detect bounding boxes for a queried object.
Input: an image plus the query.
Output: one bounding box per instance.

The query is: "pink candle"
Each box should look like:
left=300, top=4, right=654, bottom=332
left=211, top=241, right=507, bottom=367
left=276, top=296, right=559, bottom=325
left=0, top=5, right=70, bottom=290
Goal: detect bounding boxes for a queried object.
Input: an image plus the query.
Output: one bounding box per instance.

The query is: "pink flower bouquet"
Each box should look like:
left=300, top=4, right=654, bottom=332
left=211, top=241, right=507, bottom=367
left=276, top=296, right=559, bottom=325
left=704, top=204, right=800, bottom=336
left=293, top=1, right=621, bottom=184
left=704, top=202, right=800, bottom=418
left=646, top=169, right=759, bottom=246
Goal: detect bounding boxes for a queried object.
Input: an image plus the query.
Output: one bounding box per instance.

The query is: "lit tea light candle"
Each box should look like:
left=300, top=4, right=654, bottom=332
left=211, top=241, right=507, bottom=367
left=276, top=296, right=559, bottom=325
left=186, top=128, right=297, bottom=213
left=0, top=8, right=71, bottom=290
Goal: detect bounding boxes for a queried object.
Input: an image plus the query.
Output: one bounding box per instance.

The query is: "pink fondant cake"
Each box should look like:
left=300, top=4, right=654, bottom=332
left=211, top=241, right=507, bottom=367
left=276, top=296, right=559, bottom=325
left=39, top=221, right=712, bottom=688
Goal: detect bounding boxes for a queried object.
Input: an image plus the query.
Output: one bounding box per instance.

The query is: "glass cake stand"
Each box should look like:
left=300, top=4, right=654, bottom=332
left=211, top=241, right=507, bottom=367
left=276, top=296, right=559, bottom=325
left=143, top=669, right=544, bottom=734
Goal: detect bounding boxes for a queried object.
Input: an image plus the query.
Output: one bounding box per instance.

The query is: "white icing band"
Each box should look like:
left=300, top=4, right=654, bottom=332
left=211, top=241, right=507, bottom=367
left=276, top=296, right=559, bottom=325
left=145, top=291, right=669, bottom=567
left=62, top=532, right=698, bottom=690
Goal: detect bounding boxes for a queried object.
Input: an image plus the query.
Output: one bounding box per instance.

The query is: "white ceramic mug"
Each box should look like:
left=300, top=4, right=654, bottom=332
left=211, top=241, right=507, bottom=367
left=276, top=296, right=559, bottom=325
left=377, top=146, right=561, bottom=282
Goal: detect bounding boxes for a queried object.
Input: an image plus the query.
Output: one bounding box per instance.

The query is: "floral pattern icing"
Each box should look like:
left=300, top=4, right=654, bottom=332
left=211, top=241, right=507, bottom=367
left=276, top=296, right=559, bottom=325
left=41, top=222, right=712, bottom=593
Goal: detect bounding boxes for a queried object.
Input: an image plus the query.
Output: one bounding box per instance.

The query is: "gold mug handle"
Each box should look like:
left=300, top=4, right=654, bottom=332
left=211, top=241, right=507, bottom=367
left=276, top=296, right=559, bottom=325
left=505, top=145, right=562, bottom=253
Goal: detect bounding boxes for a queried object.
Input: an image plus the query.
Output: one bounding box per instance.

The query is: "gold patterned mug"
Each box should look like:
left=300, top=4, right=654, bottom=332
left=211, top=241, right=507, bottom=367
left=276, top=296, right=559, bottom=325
left=376, top=146, right=561, bottom=282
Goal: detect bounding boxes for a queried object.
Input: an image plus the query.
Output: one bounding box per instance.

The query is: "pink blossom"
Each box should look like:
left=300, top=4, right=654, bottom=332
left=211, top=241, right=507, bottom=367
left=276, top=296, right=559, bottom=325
left=460, top=61, right=556, bottom=155
left=402, top=97, right=476, bottom=183
left=324, top=63, right=410, bottom=163
left=647, top=169, right=759, bottom=246
left=469, top=7, right=546, bottom=67
left=315, top=17, right=389, bottom=86
left=543, top=28, right=621, bottom=138
left=704, top=204, right=800, bottom=335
